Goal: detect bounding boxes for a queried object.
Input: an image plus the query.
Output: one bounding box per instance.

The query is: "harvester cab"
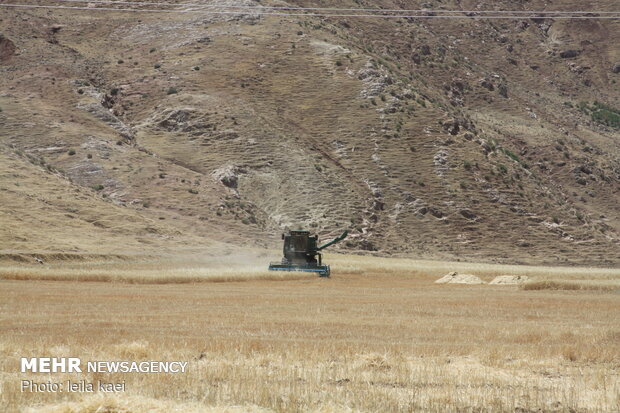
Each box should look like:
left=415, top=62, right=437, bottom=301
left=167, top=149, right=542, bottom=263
left=268, top=230, right=348, bottom=277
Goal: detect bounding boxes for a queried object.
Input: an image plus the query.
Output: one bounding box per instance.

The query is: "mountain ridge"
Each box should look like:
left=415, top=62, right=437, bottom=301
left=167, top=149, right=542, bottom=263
left=1, top=0, right=619, bottom=265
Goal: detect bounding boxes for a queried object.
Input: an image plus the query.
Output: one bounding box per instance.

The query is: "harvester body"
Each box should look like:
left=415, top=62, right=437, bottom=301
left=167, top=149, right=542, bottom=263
left=268, top=230, right=348, bottom=277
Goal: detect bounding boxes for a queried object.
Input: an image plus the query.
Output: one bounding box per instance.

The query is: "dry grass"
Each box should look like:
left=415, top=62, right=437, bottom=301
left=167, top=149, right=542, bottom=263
left=325, top=253, right=620, bottom=280
left=2, top=252, right=618, bottom=285
left=0, top=265, right=313, bottom=283
left=1, top=255, right=619, bottom=412
left=24, top=394, right=274, bottom=413
left=522, top=280, right=620, bottom=291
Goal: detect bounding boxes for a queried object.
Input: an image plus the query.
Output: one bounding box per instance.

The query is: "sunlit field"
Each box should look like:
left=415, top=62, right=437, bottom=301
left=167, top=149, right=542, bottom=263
left=1, top=254, right=619, bottom=412
left=1, top=252, right=619, bottom=287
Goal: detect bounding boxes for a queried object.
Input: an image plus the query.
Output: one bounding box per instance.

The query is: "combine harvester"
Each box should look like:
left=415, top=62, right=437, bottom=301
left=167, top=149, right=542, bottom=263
left=268, top=230, right=348, bottom=277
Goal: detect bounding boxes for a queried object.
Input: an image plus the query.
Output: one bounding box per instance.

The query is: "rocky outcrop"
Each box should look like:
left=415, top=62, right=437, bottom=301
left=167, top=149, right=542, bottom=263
left=212, top=164, right=244, bottom=189
left=78, top=103, right=134, bottom=140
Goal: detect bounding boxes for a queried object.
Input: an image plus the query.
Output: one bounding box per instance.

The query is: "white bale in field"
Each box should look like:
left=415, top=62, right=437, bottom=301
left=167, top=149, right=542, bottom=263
left=435, top=271, right=486, bottom=284
left=489, top=275, right=528, bottom=285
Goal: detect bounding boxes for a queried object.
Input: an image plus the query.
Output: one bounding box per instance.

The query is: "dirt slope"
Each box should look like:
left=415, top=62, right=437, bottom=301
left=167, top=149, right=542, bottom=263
left=0, top=0, right=618, bottom=264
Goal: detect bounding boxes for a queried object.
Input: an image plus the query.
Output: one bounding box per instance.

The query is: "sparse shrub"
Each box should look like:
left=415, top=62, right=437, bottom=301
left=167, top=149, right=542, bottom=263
left=577, top=101, right=589, bottom=112
left=154, top=63, right=161, bottom=69
left=68, top=149, right=76, bottom=156
left=87, top=154, right=92, bottom=159
left=459, top=181, right=467, bottom=189
left=167, top=87, right=178, bottom=95
left=463, top=160, right=472, bottom=170
left=117, top=59, right=124, bottom=64
left=242, top=218, right=250, bottom=225
left=77, top=89, right=84, bottom=94
left=93, top=184, right=104, bottom=191
left=116, top=140, right=123, bottom=145
left=498, top=83, right=508, bottom=98
left=579, top=101, right=620, bottom=129
left=380, top=94, right=386, bottom=102
left=188, top=188, right=198, bottom=194
left=193, top=66, right=200, bottom=71
left=590, top=101, right=620, bottom=129
left=110, top=88, right=119, bottom=96
left=159, top=173, right=166, bottom=179
left=497, top=164, right=508, bottom=174
left=297, top=31, right=303, bottom=35
left=149, top=47, right=156, bottom=53
left=370, top=98, right=377, bottom=106
left=142, top=202, right=150, bottom=208
left=335, top=60, right=342, bottom=67
left=552, top=216, right=560, bottom=224
left=501, top=147, right=521, bottom=163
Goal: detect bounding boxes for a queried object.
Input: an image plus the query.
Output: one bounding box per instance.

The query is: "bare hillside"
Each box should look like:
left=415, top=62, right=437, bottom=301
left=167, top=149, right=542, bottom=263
left=1, top=0, right=619, bottom=265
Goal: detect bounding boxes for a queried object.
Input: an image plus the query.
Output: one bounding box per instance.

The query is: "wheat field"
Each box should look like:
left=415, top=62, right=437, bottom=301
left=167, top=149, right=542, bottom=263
left=1, top=254, right=619, bottom=412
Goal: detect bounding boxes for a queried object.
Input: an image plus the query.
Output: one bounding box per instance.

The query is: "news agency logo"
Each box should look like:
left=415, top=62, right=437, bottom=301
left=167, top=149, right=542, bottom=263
left=20, top=358, right=189, bottom=393
left=20, top=357, right=189, bottom=373
left=21, top=357, right=82, bottom=373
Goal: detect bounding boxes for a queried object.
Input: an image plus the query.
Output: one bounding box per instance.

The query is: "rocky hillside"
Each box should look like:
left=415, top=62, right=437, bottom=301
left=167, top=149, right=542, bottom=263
left=1, top=0, right=619, bottom=265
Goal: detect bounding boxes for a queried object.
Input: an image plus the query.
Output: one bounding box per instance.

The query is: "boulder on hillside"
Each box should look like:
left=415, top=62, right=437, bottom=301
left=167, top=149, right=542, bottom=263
left=560, top=50, right=580, bottom=59
left=419, top=44, right=431, bottom=55
left=479, top=78, right=494, bottom=91
left=459, top=209, right=477, bottom=220
left=612, top=63, right=620, bottom=74
left=0, top=34, right=16, bottom=63
left=442, top=119, right=460, bottom=135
